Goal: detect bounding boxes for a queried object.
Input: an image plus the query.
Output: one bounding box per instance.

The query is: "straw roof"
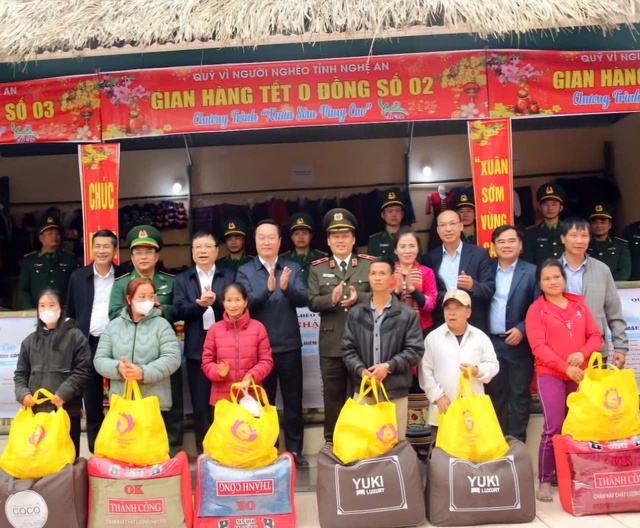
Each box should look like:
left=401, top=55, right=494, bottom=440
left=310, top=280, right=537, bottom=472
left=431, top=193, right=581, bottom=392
left=1, top=0, right=639, bottom=62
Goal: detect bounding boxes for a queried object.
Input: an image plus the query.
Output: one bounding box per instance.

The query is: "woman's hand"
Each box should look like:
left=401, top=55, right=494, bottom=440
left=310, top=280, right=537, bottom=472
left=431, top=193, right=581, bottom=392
left=124, top=364, right=144, bottom=381
left=566, top=365, right=584, bottom=383
left=566, top=352, right=585, bottom=367
left=239, top=373, right=253, bottom=390
left=22, top=394, right=34, bottom=408
left=405, top=272, right=415, bottom=293
left=394, top=269, right=403, bottom=295
left=218, top=361, right=230, bottom=378
left=118, top=356, right=129, bottom=378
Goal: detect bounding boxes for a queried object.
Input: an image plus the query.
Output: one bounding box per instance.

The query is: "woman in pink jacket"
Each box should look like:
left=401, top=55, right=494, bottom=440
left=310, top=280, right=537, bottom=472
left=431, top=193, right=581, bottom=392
left=202, top=283, right=273, bottom=408
left=525, top=259, right=603, bottom=503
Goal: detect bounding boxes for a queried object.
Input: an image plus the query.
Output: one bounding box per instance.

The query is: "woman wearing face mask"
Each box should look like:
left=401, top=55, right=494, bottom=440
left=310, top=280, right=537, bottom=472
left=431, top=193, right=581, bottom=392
left=14, top=289, right=92, bottom=458
left=94, top=278, right=181, bottom=430
left=202, top=283, right=273, bottom=411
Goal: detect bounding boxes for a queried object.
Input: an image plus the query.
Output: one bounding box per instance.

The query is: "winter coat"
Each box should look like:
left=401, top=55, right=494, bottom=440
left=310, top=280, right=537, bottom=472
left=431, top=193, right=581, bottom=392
left=94, top=306, right=181, bottom=411
left=14, top=318, right=92, bottom=416
left=201, top=309, right=273, bottom=406
left=525, top=293, right=603, bottom=380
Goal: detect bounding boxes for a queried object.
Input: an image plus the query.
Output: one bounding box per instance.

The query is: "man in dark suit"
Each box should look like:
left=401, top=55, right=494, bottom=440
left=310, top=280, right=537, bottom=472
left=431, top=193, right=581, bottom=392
left=485, top=225, right=539, bottom=442
left=66, top=229, right=124, bottom=453
left=422, top=209, right=495, bottom=332
left=174, top=231, right=234, bottom=454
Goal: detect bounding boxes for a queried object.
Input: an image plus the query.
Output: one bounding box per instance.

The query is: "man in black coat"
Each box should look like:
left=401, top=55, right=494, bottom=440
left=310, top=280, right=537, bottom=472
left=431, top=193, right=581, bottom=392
left=66, top=229, right=124, bottom=453
left=422, top=209, right=495, bottom=332
left=174, top=232, right=234, bottom=454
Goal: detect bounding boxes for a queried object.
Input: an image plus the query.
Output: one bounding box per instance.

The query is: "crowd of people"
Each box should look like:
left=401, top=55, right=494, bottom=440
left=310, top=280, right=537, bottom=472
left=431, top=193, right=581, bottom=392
left=12, top=183, right=633, bottom=502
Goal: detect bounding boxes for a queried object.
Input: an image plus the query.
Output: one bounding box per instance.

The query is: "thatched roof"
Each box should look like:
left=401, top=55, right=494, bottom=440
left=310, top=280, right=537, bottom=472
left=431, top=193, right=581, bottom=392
left=1, top=0, right=639, bottom=62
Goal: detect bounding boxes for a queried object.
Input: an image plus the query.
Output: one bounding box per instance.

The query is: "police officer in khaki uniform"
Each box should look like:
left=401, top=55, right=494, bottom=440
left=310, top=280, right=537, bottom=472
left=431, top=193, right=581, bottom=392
left=308, top=208, right=373, bottom=440
left=18, top=216, right=77, bottom=308
left=108, top=225, right=183, bottom=456
left=279, top=213, right=327, bottom=284
left=587, top=203, right=631, bottom=281
left=522, top=183, right=565, bottom=265
left=367, top=188, right=407, bottom=261
left=456, top=191, right=477, bottom=245
left=623, top=219, right=640, bottom=280
left=216, top=218, right=252, bottom=273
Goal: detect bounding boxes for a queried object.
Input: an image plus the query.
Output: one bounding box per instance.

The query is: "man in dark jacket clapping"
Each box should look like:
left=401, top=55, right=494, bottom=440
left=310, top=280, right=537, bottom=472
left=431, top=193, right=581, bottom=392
left=341, top=257, right=425, bottom=440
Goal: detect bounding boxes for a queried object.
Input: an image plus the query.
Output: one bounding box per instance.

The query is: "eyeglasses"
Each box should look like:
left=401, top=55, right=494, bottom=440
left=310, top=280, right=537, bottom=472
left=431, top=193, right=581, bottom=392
left=193, top=244, right=218, bottom=250
left=132, top=249, right=156, bottom=256
left=437, top=221, right=460, bottom=229
left=256, top=236, right=278, bottom=243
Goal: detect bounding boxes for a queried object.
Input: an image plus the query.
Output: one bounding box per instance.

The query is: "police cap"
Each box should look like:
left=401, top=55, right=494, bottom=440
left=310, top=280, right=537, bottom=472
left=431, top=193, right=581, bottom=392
left=323, top=208, right=357, bottom=232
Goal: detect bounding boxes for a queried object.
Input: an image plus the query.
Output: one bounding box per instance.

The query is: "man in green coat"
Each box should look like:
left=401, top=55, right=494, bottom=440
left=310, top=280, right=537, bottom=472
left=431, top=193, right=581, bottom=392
left=18, top=215, right=77, bottom=308
left=108, top=225, right=183, bottom=456
left=279, top=213, right=326, bottom=284
left=367, top=188, right=406, bottom=261
left=216, top=218, right=252, bottom=273
left=523, top=183, right=566, bottom=265
left=456, top=191, right=477, bottom=245
left=587, top=203, right=631, bottom=281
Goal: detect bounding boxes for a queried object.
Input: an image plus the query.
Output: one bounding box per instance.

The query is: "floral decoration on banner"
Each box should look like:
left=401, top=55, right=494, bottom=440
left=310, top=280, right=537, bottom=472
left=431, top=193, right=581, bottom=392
left=468, top=120, right=505, bottom=146
left=81, top=144, right=114, bottom=170
left=434, top=54, right=488, bottom=118
left=57, top=79, right=101, bottom=140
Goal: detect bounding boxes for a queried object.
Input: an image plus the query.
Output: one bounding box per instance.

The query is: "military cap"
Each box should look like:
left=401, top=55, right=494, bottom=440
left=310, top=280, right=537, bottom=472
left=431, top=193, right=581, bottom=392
left=223, top=218, right=248, bottom=238
left=323, top=208, right=357, bottom=232
left=126, top=224, right=163, bottom=250
left=455, top=191, right=476, bottom=209
left=379, top=188, right=406, bottom=210
left=589, top=203, right=613, bottom=221
left=288, top=213, right=314, bottom=232
left=38, top=215, right=61, bottom=235
left=443, top=289, right=472, bottom=307
left=536, top=183, right=565, bottom=204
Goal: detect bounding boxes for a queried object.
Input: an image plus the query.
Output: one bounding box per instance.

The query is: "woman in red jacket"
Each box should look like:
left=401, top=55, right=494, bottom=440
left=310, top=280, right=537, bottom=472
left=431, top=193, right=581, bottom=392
left=202, top=283, right=273, bottom=409
left=525, top=259, right=603, bottom=503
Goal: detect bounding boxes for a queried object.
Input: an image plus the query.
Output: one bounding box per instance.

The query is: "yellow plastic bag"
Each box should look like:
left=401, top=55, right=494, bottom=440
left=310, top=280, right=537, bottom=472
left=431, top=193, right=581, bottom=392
left=94, top=379, right=169, bottom=465
left=437, top=371, right=509, bottom=463
left=563, top=352, right=640, bottom=441
left=203, top=381, right=279, bottom=469
left=333, top=377, right=399, bottom=464
left=0, top=388, right=75, bottom=479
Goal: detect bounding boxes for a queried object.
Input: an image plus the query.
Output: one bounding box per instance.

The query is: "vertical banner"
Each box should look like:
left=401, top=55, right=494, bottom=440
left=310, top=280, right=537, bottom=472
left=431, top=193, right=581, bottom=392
left=468, top=118, right=513, bottom=257
left=78, top=143, right=120, bottom=265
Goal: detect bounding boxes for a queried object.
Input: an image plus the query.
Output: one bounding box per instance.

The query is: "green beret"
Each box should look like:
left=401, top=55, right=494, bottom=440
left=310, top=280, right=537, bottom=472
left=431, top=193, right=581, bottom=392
left=223, top=218, right=248, bottom=237
left=589, top=203, right=613, bottom=220
left=536, top=183, right=565, bottom=204
left=379, top=188, right=406, bottom=210
left=126, top=224, right=163, bottom=250
left=455, top=191, right=476, bottom=209
left=323, top=208, right=357, bottom=232
left=38, top=215, right=61, bottom=235
left=288, top=213, right=314, bottom=232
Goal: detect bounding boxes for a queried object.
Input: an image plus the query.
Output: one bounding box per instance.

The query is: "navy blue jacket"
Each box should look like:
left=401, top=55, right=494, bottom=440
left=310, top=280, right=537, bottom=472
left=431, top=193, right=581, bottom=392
left=173, top=265, right=235, bottom=360
left=66, top=263, right=125, bottom=338
left=422, top=242, right=496, bottom=332
left=236, top=257, right=308, bottom=353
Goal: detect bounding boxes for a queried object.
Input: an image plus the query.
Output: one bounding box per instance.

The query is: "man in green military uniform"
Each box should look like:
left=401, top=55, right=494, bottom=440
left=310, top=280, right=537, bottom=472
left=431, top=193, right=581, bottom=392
left=18, top=215, right=77, bottom=308
left=216, top=218, right=252, bottom=273
left=279, top=213, right=327, bottom=284
left=367, top=188, right=407, bottom=261
left=623, top=219, right=640, bottom=281
left=108, top=225, right=183, bottom=456
left=309, top=208, right=373, bottom=441
left=587, top=203, right=631, bottom=281
left=456, top=191, right=477, bottom=244
left=522, top=183, right=566, bottom=265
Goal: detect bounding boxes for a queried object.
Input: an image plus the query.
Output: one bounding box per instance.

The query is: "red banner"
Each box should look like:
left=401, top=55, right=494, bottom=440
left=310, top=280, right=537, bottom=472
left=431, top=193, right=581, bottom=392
left=487, top=50, right=640, bottom=117
left=98, top=51, right=489, bottom=139
left=468, top=118, right=513, bottom=257
left=0, top=75, right=100, bottom=143
left=79, top=144, right=120, bottom=265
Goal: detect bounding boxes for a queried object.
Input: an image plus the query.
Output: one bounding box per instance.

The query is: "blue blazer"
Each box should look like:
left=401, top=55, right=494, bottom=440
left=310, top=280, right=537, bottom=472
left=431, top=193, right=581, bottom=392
left=174, top=265, right=235, bottom=360
left=422, top=242, right=496, bottom=331
left=66, top=263, right=126, bottom=339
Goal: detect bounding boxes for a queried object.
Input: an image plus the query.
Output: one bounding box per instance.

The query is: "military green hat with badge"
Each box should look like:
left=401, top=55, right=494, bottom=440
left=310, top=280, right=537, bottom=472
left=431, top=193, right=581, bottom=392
left=288, top=213, right=314, bottom=232
left=223, top=218, right=248, bottom=238
left=379, top=188, right=406, bottom=210
left=323, top=208, right=357, bottom=232
left=38, top=215, right=61, bottom=235
left=126, top=224, right=163, bottom=250
left=536, top=182, right=565, bottom=204
left=589, top=203, right=613, bottom=221
left=455, top=191, right=476, bottom=209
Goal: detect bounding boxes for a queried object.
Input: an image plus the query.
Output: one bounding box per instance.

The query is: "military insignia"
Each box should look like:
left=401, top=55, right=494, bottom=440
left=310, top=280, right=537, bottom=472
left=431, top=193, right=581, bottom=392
left=138, top=229, right=148, bottom=238
left=323, top=273, right=336, bottom=278
left=595, top=205, right=603, bottom=212
left=460, top=194, right=468, bottom=201
left=546, top=186, right=553, bottom=194
left=329, top=259, right=335, bottom=268
left=358, top=254, right=375, bottom=260
left=388, top=191, right=396, bottom=200
left=228, top=222, right=236, bottom=229
left=311, top=257, right=329, bottom=266
left=47, top=216, right=54, bottom=223
left=158, top=284, right=168, bottom=290
left=296, top=217, right=304, bottom=224
left=352, top=257, right=358, bottom=267
left=334, top=212, right=343, bottom=221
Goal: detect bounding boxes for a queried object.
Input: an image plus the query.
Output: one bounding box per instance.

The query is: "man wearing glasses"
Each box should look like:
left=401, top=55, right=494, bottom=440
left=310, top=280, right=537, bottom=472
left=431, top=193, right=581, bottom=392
left=174, top=231, right=234, bottom=454
left=108, top=224, right=184, bottom=456
left=422, top=209, right=495, bottom=332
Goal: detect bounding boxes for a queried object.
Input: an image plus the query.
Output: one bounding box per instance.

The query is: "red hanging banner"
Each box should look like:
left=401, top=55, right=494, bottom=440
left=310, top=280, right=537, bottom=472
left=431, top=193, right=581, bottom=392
left=78, top=144, right=120, bottom=265
left=487, top=50, right=640, bottom=117
left=98, top=51, right=489, bottom=139
left=468, top=118, right=513, bottom=257
left=0, top=75, right=101, bottom=143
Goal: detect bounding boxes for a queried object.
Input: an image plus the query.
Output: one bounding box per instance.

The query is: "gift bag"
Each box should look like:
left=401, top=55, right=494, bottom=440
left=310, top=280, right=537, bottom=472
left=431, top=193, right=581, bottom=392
left=0, top=388, right=75, bottom=479
left=333, top=378, right=398, bottom=465
left=563, top=352, right=640, bottom=441
left=437, top=372, right=509, bottom=463
left=94, top=379, right=169, bottom=466
left=203, top=381, right=279, bottom=469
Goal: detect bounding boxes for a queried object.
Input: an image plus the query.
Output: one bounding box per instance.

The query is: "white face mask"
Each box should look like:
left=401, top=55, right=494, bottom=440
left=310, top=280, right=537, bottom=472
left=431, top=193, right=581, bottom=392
left=132, top=300, right=154, bottom=316
left=39, top=310, right=60, bottom=325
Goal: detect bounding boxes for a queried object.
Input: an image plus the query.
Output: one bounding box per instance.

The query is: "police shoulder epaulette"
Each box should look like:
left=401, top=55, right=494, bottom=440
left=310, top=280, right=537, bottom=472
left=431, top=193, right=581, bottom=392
left=358, top=254, right=375, bottom=260
left=23, top=251, right=37, bottom=258
left=115, top=272, right=131, bottom=281
left=316, top=250, right=328, bottom=256
left=159, top=270, right=176, bottom=278
left=369, top=231, right=383, bottom=237
left=311, top=257, right=329, bottom=266
left=614, top=236, right=628, bottom=243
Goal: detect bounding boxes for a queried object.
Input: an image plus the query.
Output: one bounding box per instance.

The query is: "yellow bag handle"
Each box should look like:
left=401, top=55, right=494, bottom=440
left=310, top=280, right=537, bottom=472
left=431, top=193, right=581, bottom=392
left=587, top=352, right=619, bottom=371
left=456, top=368, right=476, bottom=399
left=355, top=377, right=391, bottom=404
left=123, top=379, right=143, bottom=400
left=229, top=379, right=269, bottom=409
left=31, top=388, right=55, bottom=405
